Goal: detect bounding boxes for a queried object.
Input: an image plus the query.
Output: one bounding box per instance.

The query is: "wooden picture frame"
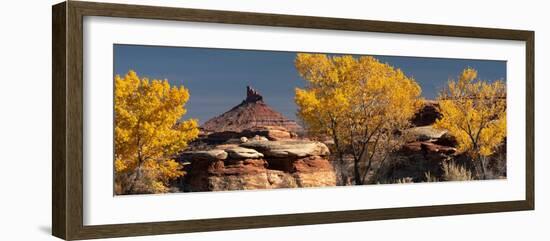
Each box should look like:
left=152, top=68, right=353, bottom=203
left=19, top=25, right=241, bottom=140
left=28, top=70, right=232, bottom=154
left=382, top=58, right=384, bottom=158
left=52, top=1, right=534, bottom=240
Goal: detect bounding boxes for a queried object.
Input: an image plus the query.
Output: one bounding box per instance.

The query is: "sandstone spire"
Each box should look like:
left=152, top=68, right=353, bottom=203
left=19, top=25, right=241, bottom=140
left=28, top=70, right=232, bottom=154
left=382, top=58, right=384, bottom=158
left=201, top=86, right=302, bottom=133
left=245, top=85, right=263, bottom=103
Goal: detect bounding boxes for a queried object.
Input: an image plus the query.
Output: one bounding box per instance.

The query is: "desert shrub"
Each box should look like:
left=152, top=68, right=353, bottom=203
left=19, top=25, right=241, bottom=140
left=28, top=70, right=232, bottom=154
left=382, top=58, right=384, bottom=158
left=395, top=177, right=415, bottom=184
left=375, top=175, right=415, bottom=184
left=424, top=171, right=439, bottom=182
left=442, top=161, right=474, bottom=181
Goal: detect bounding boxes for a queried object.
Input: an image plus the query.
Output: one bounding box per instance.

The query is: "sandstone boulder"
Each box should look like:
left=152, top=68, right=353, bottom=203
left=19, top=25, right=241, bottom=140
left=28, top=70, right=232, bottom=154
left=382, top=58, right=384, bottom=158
left=402, top=141, right=457, bottom=155
left=200, top=126, right=297, bottom=144
left=292, top=156, right=337, bottom=187
left=180, top=149, right=228, bottom=161
left=240, top=140, right=330, bottom=158
left=405, top=125, right=447, bottom=141
left=242, top=126, right=295, bottom=141
left=249, top=135, right=269, bottom=142
left=224, top=146, right=264, bottom=159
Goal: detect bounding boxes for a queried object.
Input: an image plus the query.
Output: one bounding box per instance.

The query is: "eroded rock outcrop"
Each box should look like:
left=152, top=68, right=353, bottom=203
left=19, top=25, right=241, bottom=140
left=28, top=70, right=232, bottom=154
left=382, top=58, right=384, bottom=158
left=179, top=149, right=228, bottom=161
left=240, top=140, right=330, bottom=158
left=178, top=140, right=336, bottom=191
left=404, top=125, right=447, bottom=141
left=373, top=100, right=461, bottom=182
left=224, top=146, right=264, bottom=159
left=203, top=126, right=296, bottom=144
left=376, top=138, right=458, bottom=183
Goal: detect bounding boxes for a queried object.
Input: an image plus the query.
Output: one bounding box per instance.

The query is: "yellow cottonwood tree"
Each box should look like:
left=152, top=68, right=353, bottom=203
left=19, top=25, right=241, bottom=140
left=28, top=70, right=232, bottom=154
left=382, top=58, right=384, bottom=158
left=114, top=70, right=199, bottom=194
left=295, top=54, right=422, bottom=185
left=434, top=68, right=506, bottom=179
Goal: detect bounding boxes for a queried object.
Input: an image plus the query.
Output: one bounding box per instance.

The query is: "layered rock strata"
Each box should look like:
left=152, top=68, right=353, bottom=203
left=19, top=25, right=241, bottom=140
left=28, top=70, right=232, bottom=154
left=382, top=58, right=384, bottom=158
left=201, top=86, right=302, bottom=133
left=178, top=140, right=336, bottom=192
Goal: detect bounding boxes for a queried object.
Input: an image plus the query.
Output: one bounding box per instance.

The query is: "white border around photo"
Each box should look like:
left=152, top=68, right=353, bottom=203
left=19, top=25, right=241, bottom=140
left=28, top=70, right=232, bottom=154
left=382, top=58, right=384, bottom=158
left=83, top=16, right=526, bottom=226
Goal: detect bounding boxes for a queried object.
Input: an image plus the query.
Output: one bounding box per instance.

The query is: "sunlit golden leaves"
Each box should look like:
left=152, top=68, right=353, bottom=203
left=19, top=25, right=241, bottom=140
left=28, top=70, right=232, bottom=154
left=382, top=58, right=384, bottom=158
left=294, top=53, right=422, bottom=184
left=434, top=67, right=506, bottom=159
left=114, top=70, right=199, bottom=194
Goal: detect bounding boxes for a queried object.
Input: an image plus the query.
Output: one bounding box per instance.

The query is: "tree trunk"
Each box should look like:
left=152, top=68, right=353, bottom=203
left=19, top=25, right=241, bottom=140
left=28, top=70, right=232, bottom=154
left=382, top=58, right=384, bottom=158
left=127, top=165, right=142, bottom=194
left=338, top=152, right=348, bottom=185
left=479, top=156, right=487, bottom=179
left=353, top=159, right=363, bottom=185
left=473, top=152, right=487, bottom=180
left=331, top=123, right=348, bottom=186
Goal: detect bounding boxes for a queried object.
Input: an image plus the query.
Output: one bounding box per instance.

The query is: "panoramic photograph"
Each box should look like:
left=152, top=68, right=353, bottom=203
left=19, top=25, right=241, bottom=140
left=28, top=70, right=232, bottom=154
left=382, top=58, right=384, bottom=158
left=113, top=44, right=507, bottom=195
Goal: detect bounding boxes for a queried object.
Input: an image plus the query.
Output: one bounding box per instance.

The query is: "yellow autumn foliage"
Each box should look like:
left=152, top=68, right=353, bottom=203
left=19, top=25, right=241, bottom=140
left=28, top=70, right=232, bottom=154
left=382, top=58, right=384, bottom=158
left=114, top=70, right=199, bottom=194
left=434, top=68, right=506, bottom=178
left=294, top=53, right=422, bottom=184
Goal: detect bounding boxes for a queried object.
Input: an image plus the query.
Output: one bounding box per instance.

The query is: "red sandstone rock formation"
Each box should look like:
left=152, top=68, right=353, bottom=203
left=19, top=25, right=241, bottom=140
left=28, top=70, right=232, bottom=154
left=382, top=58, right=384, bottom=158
left=201, top=86, right=302, bottom=133
left=178, top=140, right=336, bottom=191
left=203, top=126, right=297, bottom=144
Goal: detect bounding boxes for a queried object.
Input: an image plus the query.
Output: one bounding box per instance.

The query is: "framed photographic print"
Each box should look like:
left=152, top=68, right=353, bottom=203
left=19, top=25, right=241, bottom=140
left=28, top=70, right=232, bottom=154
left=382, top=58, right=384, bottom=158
left=52, top=1, right=534, bottom=240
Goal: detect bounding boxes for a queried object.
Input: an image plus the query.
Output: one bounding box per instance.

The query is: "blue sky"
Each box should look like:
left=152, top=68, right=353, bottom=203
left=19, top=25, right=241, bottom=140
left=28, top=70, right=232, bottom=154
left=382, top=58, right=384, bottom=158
left=114, top=44, right=506, bottom=124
